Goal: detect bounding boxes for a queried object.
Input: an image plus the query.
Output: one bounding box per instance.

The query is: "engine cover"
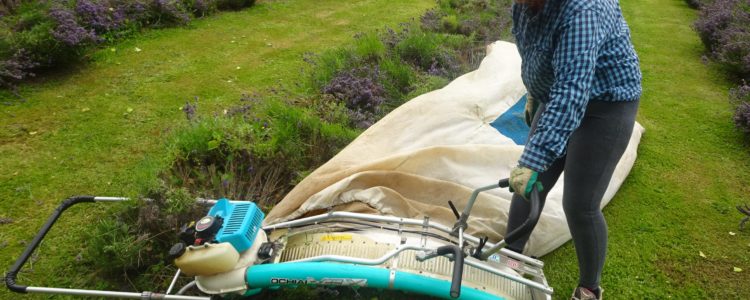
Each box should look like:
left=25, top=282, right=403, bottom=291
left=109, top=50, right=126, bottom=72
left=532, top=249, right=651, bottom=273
left=206, top=199, right=264, bottom=253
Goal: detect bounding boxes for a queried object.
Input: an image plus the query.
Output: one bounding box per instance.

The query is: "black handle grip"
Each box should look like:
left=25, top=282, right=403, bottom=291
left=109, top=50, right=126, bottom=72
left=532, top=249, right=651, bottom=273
left=436, top=245, right=464, bottom=298
left=504, top=186, right=544, bottom=246
left=498, top=178, right=510, bottom=188
left=5, top=195, right=96, bottom=293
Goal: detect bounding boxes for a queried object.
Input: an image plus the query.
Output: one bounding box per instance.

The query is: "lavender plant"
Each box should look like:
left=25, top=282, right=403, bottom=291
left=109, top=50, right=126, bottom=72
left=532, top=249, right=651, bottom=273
left=687, top=0, right=717, bottom=8
left=49, top=7, right=100, bottom=46
left=694, top=0, right=750, bottom=77
left=1, top=0, right=258, bottom=91
left=428, top=0, right=513, bottom=43
left=731, top=82, right=750, bottom=133
left=0, top=49, right=38, bottom=94
left=75, top=0, right=121, bottom=33
left=694, top=0, right=750, bottom=138
left=153, top=0, right=191, bottom=26
left=420, top=8, right=445, bottom=32
left=736, top=102, right=750, bottom=134
left=190, top=0, right=217, bottom=16
left=322, top=66, right=386, bottom=128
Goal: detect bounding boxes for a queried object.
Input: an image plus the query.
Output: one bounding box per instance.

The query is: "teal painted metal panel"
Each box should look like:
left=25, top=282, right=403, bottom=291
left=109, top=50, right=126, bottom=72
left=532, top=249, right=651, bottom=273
left=245, top=262, right=504, bottom=300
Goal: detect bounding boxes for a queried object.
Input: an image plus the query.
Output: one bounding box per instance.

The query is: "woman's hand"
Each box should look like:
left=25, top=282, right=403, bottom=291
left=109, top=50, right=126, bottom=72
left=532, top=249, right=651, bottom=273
left=509, top=166, right=543, bottom=200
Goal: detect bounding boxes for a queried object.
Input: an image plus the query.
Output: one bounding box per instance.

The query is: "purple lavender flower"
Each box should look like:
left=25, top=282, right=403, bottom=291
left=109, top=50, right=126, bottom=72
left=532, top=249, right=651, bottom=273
left=0, top=49, right=39, bottom=89
left=730, top=82, right=750, bottom=133
left=420, top=8, right=444, bottom=32
left=322, top=66, right=386, bottom=128
left=695, top=0, right=750, bottom=77
left=49, top=7, right=100, bottom=46
left=730, top=82, right=750, bottom=103
left=694, top=0, right=738, bottom=51
left=182, top=99, right=198, bottom=121
left=109, top=0, right=151, bottom=27
left=192, top=0, right=215, bottom=16
left=735, top=101, right=750, bottom=133
left=323, top=66, right=386, bottom=111
left=76, top=0, right=121, bottom=32
left=154, top=0, right=191, bottom=25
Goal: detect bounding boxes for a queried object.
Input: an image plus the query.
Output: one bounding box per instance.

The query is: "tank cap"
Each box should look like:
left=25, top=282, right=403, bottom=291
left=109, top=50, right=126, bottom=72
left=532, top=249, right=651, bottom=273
left=168, top=243, right=186, bottom=261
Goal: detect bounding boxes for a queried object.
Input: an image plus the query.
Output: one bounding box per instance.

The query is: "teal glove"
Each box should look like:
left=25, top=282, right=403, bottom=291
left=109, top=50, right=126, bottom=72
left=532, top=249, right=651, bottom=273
left=524, top=94, right=539, bottom=127
left=509, top=166, right=543, bottom=200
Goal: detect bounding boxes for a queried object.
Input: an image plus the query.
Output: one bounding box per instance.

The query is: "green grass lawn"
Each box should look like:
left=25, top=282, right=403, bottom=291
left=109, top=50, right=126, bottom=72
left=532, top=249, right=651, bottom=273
left=1, top=0, right=749, bottom=299
left=544, top=0, right=750, bottom=298
left=0, top=0, right=434, bottom=297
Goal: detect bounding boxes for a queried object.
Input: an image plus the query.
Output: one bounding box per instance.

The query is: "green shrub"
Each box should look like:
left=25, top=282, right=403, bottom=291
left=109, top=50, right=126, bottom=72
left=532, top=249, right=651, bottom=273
left=425, top=0, right=513, bottom=43
left=441, top=14, right=459, bottom=33
left=188, top=0, right=218, bottom=16
left=406, top=73, right=451, bottom=100
left=380, top=56, right=417, bottom=103
left=86, top=218, right=147, bottom=273
left=164, top=96, right=357, bottom=205
left=395, top=28, right=443, bottom=69
left=304, top=48, right=357, bottom=92
left=8, top=1, right=79, bottom=66
left=353, top=31, right=386, bottom=62
left=85, top=185, right=204, bottom=275
left=304, top=17, right=484, bottom=127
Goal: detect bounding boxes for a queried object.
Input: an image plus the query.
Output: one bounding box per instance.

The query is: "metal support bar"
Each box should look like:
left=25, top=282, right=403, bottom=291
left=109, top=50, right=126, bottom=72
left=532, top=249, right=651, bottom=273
left=166, top=269, right=182, bottom=295
left=464, top=259, right=553, bottom=295
left=93, top=197, right=130, bottom=202
left=24, top=287, right=209, bottom=299
left=291, top=245, right=428, bottom=265
left=263, top=211, right=543, bottom=267
left=458, top=184, right=502, bottom=225
left=288, top=243, right=553, bottom=295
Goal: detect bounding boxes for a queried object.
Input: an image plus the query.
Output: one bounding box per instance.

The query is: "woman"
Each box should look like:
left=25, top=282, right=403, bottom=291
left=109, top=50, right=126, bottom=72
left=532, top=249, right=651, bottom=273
left=505, top=0, right=641, bottom=299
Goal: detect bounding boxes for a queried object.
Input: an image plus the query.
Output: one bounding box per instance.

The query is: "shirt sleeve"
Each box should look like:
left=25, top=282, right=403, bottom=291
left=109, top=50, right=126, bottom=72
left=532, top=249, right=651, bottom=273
left=519, top=8, right=605, bottom=172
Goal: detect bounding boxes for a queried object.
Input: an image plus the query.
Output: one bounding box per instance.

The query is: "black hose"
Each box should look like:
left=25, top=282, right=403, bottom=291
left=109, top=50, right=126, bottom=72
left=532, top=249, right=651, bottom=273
left=436, top=245, right=464, bottom=299
left=5, top=195, right=96, bottom=293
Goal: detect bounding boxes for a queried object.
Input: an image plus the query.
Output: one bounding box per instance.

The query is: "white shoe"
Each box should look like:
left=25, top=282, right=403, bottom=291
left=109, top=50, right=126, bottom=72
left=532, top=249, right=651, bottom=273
left=571, top=286, right=603, bottom=300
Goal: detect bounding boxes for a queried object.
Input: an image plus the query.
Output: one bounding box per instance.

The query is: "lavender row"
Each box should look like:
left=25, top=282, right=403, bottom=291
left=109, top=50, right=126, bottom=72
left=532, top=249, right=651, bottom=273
left=0, top=0, right=256, bottom=93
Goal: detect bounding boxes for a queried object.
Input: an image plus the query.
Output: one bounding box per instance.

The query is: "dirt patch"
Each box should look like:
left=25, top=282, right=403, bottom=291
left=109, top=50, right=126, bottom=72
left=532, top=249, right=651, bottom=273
left=315, top=11, right=333, bottom=19
left=0, top=217, right=14, bottom=225
left=657, top=257, right=749, bottom=298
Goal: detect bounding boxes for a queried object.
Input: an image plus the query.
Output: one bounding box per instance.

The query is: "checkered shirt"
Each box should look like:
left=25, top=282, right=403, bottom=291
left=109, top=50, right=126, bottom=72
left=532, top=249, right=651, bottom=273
left=512, top=0, right=642, bottom=172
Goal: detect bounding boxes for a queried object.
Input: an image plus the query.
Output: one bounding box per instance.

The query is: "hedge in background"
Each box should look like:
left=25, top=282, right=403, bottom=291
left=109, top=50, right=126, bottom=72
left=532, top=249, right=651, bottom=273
left=0, top=0, right=255, bottom=92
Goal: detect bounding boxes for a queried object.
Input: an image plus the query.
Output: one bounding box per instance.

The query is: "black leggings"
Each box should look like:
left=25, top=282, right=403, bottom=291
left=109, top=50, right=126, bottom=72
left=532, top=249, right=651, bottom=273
left=505, top=99, right=639, bottom=289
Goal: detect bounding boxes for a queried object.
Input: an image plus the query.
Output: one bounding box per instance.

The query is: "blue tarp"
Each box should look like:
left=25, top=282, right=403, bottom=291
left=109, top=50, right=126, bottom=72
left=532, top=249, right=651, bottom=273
left=491, top=94, right=530, bottom=145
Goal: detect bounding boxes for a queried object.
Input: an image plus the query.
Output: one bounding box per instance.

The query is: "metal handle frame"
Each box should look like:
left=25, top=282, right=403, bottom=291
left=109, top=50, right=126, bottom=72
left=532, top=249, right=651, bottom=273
left=478, top=182, right=544, bottom=260
left=4, top=195, right=208, bottom=300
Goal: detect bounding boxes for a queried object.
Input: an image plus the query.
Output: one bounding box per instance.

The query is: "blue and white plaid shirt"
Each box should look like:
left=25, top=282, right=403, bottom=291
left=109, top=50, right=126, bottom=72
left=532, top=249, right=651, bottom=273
left=512, top=0, right=642, bottom=172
